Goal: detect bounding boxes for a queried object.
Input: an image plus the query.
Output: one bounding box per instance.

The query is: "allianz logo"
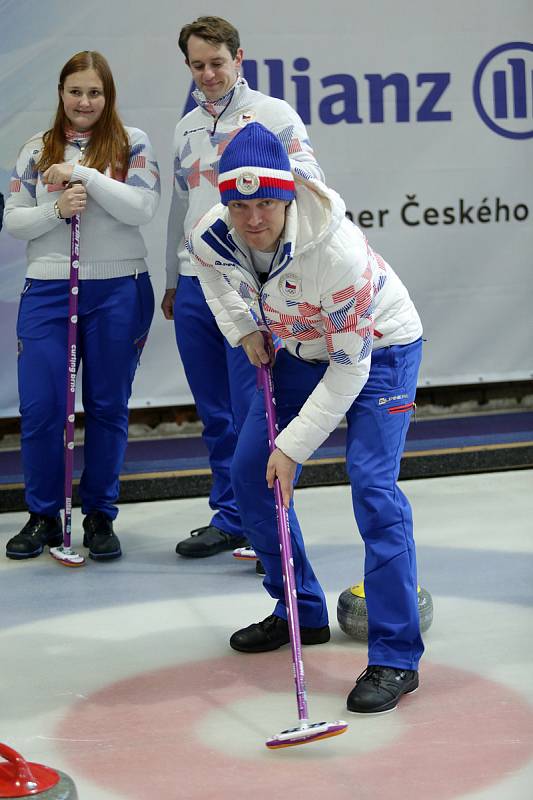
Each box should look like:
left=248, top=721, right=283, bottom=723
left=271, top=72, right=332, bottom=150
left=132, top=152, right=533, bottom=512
left=473, top=42, right=533, bottom=139
left=183, top=42, right=532, bottom=139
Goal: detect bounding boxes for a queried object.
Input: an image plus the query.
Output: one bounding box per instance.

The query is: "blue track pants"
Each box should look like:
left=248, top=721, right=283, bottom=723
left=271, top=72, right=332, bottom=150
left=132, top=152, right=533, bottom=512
left=231, top=339, right=424, bottom=670
left=173, top=276, right=256, bottom=538
left=17, top=274, right=154, bottom=520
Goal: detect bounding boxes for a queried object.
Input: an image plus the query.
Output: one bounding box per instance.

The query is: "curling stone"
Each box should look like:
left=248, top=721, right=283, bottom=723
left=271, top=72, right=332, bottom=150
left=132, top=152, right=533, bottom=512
left=337, top=581, right=433, bottom=641
left=0, top=743, right=78, bottom=799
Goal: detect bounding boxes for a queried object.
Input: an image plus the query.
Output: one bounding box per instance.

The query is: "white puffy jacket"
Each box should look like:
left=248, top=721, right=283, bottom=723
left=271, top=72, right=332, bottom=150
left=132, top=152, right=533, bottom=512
left=188, top=176, right=423, bottom=463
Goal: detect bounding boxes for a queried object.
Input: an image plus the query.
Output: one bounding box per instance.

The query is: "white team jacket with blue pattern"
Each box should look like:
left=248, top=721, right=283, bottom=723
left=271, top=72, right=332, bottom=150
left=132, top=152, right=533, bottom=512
left=188, top=176, right=423, bottom=463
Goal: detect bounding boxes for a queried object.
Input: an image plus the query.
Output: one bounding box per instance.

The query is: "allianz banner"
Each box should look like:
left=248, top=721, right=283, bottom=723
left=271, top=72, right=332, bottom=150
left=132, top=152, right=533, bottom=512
left=0, top=0, right=531, bottom=416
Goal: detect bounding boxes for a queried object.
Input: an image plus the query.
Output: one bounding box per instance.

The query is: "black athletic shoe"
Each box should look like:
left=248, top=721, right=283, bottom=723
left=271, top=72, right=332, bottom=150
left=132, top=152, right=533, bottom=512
left=346, top=666, right=419, bottom=714
left=82, top=511, right=122, bottom=561
left=256, top=559, right=266, bottom=576
left=230, top=614, right=330, bottom=653
left=176, top=525, right=248, bottom=558
left=6, top=513, right=63, bottom=560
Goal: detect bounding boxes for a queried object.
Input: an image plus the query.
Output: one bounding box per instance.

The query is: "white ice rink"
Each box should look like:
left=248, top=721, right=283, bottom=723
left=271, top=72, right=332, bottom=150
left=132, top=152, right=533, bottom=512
left=1, top=470, right=532, bottom=799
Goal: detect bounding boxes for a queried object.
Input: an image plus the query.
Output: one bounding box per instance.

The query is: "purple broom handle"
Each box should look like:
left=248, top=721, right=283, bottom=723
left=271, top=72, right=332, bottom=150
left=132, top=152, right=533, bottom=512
left=259, top=363, right=309, bottom=724
left=63, top=214, right=80, bottom=549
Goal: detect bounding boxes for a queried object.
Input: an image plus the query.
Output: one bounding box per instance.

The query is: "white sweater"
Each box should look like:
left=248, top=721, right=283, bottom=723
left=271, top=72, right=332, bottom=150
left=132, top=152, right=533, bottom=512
left=188, top=177, right=423, bottom=464
left=4, top=127, right=160, bottom=280
left=166, top=78, right=323, bottom=288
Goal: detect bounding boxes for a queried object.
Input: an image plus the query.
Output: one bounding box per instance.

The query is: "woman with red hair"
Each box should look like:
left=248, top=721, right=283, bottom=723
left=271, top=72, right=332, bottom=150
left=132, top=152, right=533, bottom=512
left=4, top=51, right=160, bottom=562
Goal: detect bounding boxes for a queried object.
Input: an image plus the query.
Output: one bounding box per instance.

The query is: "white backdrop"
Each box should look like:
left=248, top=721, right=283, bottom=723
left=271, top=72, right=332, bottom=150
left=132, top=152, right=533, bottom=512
left=1, top=0, right=532, bottom=417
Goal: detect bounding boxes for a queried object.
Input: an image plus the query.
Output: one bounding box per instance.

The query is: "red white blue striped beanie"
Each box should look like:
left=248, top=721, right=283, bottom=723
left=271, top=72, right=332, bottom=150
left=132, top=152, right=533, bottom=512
left=218, top=122, right=295, bottom=205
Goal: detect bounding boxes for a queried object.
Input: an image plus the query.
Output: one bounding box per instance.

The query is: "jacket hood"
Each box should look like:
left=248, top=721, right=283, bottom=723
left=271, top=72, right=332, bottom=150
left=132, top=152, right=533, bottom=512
left=287, top=173, right=346, bottom=257
left=189, top=170, right=347, bottom=274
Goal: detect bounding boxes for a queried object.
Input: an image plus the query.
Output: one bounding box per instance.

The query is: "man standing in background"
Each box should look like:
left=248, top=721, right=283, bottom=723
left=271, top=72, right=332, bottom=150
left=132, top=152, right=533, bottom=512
left=162, top=16, right=324, bottom=560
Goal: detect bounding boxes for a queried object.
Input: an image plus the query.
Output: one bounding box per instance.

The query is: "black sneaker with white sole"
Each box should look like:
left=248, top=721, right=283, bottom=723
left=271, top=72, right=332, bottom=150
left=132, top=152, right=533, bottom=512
left=83, top=511, right=122, bottom=561
left=6, top=513, right=63, bottom=559
left=346, top=665, right=419, bottom=714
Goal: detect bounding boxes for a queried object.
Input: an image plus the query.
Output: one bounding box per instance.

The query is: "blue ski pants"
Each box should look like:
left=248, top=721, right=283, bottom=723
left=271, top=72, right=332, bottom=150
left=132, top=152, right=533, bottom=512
left=173, top=275, right=256, bottom=538
left=231, top=338, right=424, bottom=670
left=16, top=274, right=154, bottom=520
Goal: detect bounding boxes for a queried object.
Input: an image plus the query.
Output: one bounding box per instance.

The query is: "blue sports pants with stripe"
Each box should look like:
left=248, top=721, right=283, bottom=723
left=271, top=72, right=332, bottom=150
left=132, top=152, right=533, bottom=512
left=173, top=275, right=256, bottom=538
left=17, top=274, right=154, bottom=520
left=231, top=338, right=424, bottom=670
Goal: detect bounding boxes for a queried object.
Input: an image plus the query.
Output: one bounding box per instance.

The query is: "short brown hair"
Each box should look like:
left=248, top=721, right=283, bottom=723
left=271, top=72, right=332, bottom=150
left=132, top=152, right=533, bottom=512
left=178, top=16, right=240, bottom=61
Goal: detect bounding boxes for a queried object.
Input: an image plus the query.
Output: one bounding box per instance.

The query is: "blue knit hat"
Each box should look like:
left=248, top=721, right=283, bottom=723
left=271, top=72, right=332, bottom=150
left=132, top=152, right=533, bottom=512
left=218, top=122, right=295, bottom=205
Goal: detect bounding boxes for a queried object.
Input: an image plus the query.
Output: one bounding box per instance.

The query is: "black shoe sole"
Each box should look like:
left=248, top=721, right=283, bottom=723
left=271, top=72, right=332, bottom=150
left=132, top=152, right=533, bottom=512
left=6, top=548, right=44, bottom=560
left=6, top=533, right=63, bottom=560
left=176, top=547, right=230, bottom=558
left=88, top=550, right=122, bottom=561
left=230, top=639, right=289, bottom=653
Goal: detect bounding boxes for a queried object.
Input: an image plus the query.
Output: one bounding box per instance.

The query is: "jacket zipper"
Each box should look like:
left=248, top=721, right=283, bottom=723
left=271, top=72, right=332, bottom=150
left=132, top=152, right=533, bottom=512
left=209, top=89, right=235, bottom=136
left=219, top=232, right=294, bottom=334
